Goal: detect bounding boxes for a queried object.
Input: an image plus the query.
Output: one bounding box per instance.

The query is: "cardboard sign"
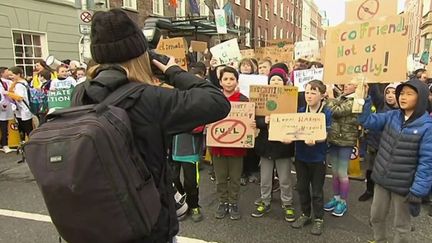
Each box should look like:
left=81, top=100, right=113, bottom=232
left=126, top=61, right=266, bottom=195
left=210, top=38, right=242, bottom=65
left=240, top=49, right=255, bottom=59
left=156, top=37, right=188, bottom=71
left=323, top=15, right=409, bottom=84
left=255, top=45, right=294, bottom=63
left=345, top=0, right=398, bottom=22
left=48, top=88, right=73, bottom=110
left=206, top=102, right=255, bottom=148
left=191, top=41, right=208, bottom=52
left=268, top=113, right=326, bottom=141
left=249, top=85, right=298, bottom=116
left=238, top=74, right=268, bottom=98
left=293, top=68, right=324, bottom=92
left=266, top=38, right=293, bottom=47
left=295, top=40, right=320, bottom=60
left=214, top=9, right=227, bottom=34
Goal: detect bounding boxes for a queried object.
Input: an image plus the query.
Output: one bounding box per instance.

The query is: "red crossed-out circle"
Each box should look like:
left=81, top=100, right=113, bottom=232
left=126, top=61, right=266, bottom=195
left=357, top=0, right=379, bottom=21
left=80, top=12, right=92, bottom=23
left=211, top=119, right=247, bottom=144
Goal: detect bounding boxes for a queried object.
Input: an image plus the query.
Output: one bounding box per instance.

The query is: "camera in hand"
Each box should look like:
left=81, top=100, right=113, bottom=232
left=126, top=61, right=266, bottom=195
left=148, top=50, right=170, bottom=81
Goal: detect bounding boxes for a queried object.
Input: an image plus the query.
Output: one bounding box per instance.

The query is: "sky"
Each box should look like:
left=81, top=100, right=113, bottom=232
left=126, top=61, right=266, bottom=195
left=314, top=0, right=406, bottom=26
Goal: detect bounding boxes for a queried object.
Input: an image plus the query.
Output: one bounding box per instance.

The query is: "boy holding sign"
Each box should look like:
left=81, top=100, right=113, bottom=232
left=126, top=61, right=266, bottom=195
left=211, top=66, right=254, bottom=220
left=291, top=80, right=331, bottom=235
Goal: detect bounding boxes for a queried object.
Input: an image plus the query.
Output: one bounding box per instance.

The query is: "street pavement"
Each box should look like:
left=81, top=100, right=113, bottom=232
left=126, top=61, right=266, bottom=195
left=1, top=153, right=432, bottom=243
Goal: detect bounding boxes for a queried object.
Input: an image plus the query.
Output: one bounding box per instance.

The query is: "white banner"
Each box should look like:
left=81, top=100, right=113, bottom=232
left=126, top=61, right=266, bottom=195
left=294, top=40, right=320, bottom=60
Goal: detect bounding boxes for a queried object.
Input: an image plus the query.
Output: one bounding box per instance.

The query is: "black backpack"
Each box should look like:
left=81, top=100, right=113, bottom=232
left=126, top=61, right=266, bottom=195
left=24, top=82, right=161, bottom=243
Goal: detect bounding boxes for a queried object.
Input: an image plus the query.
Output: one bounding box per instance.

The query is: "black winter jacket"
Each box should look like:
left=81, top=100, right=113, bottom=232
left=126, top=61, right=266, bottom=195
left=72, top=65, right=230, bottom=242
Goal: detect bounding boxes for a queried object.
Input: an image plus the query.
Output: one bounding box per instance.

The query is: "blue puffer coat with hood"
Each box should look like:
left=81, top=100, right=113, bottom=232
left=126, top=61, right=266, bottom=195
left=359, top=79, right=432, bottom=197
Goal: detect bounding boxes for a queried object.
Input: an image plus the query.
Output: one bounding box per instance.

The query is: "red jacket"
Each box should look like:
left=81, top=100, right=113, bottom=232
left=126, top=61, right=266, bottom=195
left=211, top=91, right=248, bottom=157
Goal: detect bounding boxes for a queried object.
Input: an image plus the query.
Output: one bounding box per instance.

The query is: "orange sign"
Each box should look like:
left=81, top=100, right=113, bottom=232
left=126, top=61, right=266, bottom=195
left=156, top=37, right=188, bottom=71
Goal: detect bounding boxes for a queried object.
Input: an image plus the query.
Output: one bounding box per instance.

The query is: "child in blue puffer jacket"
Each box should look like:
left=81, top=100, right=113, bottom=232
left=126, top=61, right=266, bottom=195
left=359, top=79, right=432, bottom=243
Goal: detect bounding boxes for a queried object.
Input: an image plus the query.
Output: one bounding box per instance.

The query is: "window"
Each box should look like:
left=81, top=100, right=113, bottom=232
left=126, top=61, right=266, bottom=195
left=176, top=0, right=186, bottom=16
left=287, top=31, right=290, bottom=39
left=235, top=15, right=241, bottom=34
left=258, top=0, right=262, bottom=17
left=279, top=28, right=284, bottom=39
left=12, top=31, right=47, bottom=77
left=286, top=6, right=289, bottom=20
left=245, top=20, right=251, bottom=47
left=123, top=0, right=137, bottom=10
left=246, top=0, right=251, bottom=10
left=273, top=0, right=278, bottom=15
left=291, top=9, right=294, bottom=23
left=264, top=28, right=268, bottom=44
left=280, top=2, right=284, bottom=18
left=290, top=32, right=294, bottom=39
left=265, top=3, right=269, bottom=20
left=273, top=26, right=277, bottom=39
left=257, top=26, right=262, bottom=47
left=153, top=0, right=163, bottom=15
left=235, top=0, right=240, bottom=5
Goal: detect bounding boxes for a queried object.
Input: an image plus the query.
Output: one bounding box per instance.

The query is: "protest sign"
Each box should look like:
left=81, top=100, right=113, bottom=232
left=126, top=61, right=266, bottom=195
left=191, top=40, right=208, bottom=52
left=345, top=0, right=398, bottom=22
left=240, top=49, right=255, bottom=59
left=214, top=9, right=227, bottom=34
left=323, top=15, right=409, bottom=84
left=210, top=38, right=242, bottom=65
left=255, top=45, right=294, bottom=63
left=238, top=74, right=268, bottom=98
left=156, top=37, right=188, bottom=71
left=268, top=113, right=326, bottom=141
left=48, top=88, right=73, bottom=110
left=249, top=85, right=298, bottom=116
left=293, top=68, right=324, bottom=92
left=295, top=40, right=320, bottom=60
left=206, top=102, right=255, bottom=148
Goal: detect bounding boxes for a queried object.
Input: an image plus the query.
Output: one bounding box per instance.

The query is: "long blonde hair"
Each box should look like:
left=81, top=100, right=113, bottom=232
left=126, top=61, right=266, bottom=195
left=88, top=52, right=155, bottom=84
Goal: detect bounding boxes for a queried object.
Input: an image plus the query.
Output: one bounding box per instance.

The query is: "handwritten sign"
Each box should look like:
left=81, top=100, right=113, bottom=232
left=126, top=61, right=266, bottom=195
left=345, top=0, right=398, bottom=22
left=238, top=74, right=268, bottom=98
left=323, top=15, right=409, bottom=84
left=210, top=38, right=242, bottom=65
left=295, top=40, right=320, bottom=60
left=255, top=45, right=294, bottom=63
left=156, top=37, right=188, bottom=71
left=249, top=85, right=298, bottom=116
left=206, top=102, right=255, bottom=148
left=191, top=41, right=208, bottom=52
left=293, top=68, right=324, bottom=92
left=268, top=113, right=326, bottom=141
left=48, top=88, right=73, bottom=110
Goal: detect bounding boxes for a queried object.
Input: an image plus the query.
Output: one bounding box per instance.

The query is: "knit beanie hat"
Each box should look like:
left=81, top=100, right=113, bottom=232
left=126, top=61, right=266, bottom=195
left=270, top=62, right=289, bottom=74
left=268, top=68, right=288, bottom=85
left=90, top=9, right=148, bottom=64
left=384, top=82, right=400, bottom=94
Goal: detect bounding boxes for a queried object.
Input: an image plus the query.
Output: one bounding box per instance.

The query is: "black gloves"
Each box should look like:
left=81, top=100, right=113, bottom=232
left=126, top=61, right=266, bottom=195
left=406, top=192, right=422, bottom=217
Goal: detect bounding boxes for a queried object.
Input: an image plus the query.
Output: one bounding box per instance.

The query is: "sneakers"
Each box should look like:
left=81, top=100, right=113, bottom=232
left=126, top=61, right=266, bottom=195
left=358, top=191, right=374, bottom=201
left=251, top=203, right=271, bottom=218
left=240, top=176, right=248, bottom=186
left=215, top=202, right=228, bottom=219
left=332, top=200, right=347, bottom=217
left=248, top=174, right=259, bottom=183
left=311, top=219, right=324, bottom=235
left=228, top=203, right=241, bottom=220
left=254, top=197, right=263, bottom=206
left=283, top=205, right=296, bottom=222
left=191, top=208, right=203, bottom=222
left=2, top=146, right=12, bottom=154
left=272, top=177, right=280, bottom=192
left=324, top=197, right=339, bottom=212
left=291, top=214, right=311, bottom=229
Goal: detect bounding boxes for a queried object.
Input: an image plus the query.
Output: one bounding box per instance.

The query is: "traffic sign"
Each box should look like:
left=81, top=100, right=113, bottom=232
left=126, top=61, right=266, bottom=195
left=80, top=11, right=92, bottom=23
left=79, top=24, right=91, bottom=35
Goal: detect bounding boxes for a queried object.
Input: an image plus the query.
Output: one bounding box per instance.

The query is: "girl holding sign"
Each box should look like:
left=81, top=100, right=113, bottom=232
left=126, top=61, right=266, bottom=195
left=251, top=66, right=296, bottom=222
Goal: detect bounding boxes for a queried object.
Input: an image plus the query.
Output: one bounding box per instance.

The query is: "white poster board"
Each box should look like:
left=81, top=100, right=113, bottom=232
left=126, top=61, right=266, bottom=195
left=238, top=74, right=268, bottom=97
left=210, top=38, right=242, bottom=65
left=293, top=68, right=324, bottom=92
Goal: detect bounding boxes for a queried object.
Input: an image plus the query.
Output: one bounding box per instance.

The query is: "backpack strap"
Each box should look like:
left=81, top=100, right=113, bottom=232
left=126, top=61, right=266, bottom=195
left=15, top=82, right=33, bottom=113
left=94, top=82, right=146, bottom=113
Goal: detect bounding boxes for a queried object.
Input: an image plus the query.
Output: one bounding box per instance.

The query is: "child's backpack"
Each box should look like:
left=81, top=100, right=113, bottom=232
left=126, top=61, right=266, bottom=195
left=17, top=82, right=47, bottom=114
left=23, top=82, right=161, bottom=243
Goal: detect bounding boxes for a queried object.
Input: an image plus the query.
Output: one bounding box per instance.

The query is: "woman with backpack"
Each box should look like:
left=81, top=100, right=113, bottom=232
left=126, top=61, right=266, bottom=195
left=5, top=67, right=33, bottom=141
left=71, top=9, right=230, bottom=243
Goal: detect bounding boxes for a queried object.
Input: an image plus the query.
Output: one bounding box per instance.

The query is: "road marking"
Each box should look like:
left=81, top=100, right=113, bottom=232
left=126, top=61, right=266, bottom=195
left=0, top=209, right=51, bottom=223
left=0, top=209, right=215, bottom=242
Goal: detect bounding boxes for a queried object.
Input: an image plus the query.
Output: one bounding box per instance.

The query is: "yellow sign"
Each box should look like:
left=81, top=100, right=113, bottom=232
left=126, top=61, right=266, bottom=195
left=240, top=49, right=255, bottom=59
left=268, top=113, right=327, bottom=141
left=206, top=102, right=255, bottom=148
left=323, top=15, right=409, bottom=84
left=156, top=37, right=188, bottom=71
left=191, top=41, right=208, bottom=52
left=345, top=0, right=398, bottom=22
left=249, top=85, right=298, bottom=116
left=255, top=46, right=294, bottom=63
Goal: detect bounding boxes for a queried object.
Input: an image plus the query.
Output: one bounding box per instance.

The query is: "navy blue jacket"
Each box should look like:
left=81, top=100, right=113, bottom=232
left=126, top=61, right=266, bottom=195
left=359, top=80, right=432, bottom=197
left=295, top=104, right=332, bottom=163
